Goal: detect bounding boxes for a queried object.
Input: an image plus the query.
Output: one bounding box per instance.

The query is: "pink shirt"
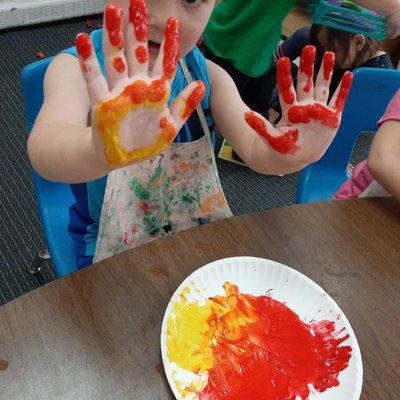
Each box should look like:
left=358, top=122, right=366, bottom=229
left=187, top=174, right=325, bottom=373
left=334, top=90, right=400, bottom=200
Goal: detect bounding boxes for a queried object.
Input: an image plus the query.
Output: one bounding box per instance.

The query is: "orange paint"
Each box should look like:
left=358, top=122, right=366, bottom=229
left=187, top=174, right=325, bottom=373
left=245, top=111, right=299, bottom=154
left=182, top=81, right=206, bottom=119
left=163, top=17, right=179, bottom=79
left=135, top=45, right=149, bottom=63
left=76, top=33, right=92, bottom=60
left=105, top=4, right=124, bottom=49
left=159, top=117, right=177, bottom=142
left=148, top=79, right=168, bottom=103
left=129, top=0, right=148, bottom=41
left=124, top=80, right=148, bottom=104
left=113, top=56, right=126, bottom=73
left=276, top=57, right=295, bottom=105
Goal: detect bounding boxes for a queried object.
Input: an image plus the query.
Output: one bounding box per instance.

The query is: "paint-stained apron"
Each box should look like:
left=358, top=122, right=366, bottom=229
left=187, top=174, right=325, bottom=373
left=94, top=60, right=232, bottom=262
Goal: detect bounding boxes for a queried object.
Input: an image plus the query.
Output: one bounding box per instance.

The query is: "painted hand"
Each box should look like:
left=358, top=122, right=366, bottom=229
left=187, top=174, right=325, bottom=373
left=245, top=45, right=353, bottom=161
left=76, top=0, right=205, bottom=166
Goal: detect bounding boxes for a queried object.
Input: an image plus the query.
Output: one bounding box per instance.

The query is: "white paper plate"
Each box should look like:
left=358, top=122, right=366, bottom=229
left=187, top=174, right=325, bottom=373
left=161, top=257, right=363, bottom=400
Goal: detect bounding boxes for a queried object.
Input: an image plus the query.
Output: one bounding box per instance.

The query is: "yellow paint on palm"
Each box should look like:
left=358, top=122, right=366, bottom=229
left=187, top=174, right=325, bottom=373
left=95, top=79, right=174, bottom=166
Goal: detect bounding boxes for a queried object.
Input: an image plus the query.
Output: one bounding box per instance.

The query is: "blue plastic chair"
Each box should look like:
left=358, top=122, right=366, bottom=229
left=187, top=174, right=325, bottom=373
left=296, top=68, right=400, bottom=204
left=22, top=58, right=78, bottom=277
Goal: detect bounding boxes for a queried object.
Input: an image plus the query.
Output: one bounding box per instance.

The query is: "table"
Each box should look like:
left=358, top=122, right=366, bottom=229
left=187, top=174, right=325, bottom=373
left=0, top=198, right=400, bottom=399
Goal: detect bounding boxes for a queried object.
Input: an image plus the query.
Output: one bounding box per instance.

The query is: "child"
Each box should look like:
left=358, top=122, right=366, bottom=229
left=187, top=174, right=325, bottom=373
left=27, top=0, right=353, bottom=268
left=334, top=90, right=400, bottom=200
left=270, top=24, right=392, bottom=122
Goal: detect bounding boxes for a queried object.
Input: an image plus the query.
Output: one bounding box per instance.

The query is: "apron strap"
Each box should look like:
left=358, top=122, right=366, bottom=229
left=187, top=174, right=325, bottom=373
left=178, top=59, right=212, bottom=142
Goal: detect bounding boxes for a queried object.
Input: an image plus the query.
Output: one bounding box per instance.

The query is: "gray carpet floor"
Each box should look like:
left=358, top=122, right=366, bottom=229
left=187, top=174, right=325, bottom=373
left=0, top=17, right=372, bottom=306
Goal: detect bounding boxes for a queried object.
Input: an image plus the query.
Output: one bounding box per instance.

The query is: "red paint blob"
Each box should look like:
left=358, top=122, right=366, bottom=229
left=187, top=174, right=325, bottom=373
left=182, top=81, right=206, bottom=119
left=300, top=45, right=316, bottom=78
left=335, top=71, right=353, bottom=112
left=76, top=33, right=92, bottom=61
left=245, top=111, right=299, bottom=154
left=304, top=79, right=312, bottom=93
left=113, top=56, right=126, bottom=73
left=163, top=17, right=179, bottom=79
left=198, top=292, right=352, bottom=400
left=148, top=79, right=167, bottom=103
left=277, top=57, right=295, bottom=105
left=124, top=80, right=148, bottom=104
left=288, top=104, right=340, bottom=128
left=129, top=0, right=148, bottom=42
left=105, top=4, right=124, bottom=49
left=323, top=51, right=335, bottom=81
left=136, top=45, right=149, bottom=63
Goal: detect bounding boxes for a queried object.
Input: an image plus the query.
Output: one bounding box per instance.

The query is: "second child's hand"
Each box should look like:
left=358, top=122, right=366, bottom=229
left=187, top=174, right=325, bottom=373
left=75, top=0, right=205, bottom=167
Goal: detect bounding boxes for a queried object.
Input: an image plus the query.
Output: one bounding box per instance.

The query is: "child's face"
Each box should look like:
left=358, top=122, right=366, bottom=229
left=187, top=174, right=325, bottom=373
left=316, top=28, right=366, bottom=69
left=109, top=0, right=216, bottom=67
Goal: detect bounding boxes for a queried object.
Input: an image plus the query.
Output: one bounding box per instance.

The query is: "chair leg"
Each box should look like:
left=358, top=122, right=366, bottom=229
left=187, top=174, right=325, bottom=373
left=27, top=248, right=50, bottom=274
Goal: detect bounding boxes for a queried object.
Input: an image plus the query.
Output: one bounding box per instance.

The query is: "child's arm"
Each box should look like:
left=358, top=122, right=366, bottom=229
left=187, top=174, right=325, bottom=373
left=208, top=46, right=352, bottom=175
left=354, top=0, right=400, bottom=37
left=368, top=120, right=400, bottom=201
left=28, top=53, right=111, bottom=183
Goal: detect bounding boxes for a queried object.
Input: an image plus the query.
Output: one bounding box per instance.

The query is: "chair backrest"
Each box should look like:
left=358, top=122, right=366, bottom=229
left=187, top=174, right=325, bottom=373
left=296, top=67, right=400, bottom=203
left=21, top=58, right=77, bottom=277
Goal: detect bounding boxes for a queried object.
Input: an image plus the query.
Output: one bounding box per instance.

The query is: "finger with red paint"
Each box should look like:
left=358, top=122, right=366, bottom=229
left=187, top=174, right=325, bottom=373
left=76, top=33, right=109, bottom=104
left=276, top=57, right=297, bottom=115
left=329, top=71, right=353, bottom=113
left=296, top=45, right=316, bottom=102
left=170, top=81, right=206, bottom=128
left=151, top=17, right=180, bottom=81
left=103, top=3, right=129, bottom=90
left=126, top=0, right=149, bottom=76
left=314, top=51, right=335, bottom=104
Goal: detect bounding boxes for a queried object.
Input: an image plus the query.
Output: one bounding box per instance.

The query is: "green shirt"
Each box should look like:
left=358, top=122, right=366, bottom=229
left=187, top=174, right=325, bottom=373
left=203, top=0, right=297, bottom=77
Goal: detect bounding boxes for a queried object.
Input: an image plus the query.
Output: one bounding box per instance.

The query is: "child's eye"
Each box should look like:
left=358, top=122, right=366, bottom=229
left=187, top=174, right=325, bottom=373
left=182, top=0, right=203, bottom=7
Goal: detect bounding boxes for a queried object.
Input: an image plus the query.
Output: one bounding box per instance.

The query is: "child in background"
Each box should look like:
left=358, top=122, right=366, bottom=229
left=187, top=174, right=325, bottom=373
left=334, top=90, right=400, bottom=200
left=269, top=24, right=392, bottom=122
left=27, top=0, right=353, bottom=268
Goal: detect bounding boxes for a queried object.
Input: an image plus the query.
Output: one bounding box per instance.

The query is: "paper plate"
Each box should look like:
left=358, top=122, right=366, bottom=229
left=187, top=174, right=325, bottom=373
left=161, top=257, right=363, bottom=400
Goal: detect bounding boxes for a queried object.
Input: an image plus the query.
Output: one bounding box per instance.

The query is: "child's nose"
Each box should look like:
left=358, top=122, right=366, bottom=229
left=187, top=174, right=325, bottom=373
left=147, top=0, right=177, bottom=32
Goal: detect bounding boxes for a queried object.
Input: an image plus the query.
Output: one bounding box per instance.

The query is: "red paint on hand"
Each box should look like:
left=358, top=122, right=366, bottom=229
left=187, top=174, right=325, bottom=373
left=163, top=17, right=179, bottom=79
left=129, top=0, right=148, bottom=42
left=304, top=80, right=312, bottom=93
left=277, top=57, right=295, bottom=105
left=198, top=290, right=352, bottom=400
left=136, top=45, right=149, bottom=63
left=335, top=71, right=353, bottom=112
left=182, top=81, right=206, bottom=119
left=245, top=111, right=299, bottom=154
left=113, top=56, right=126, bottom=73
left=124, top=80, right=149, bottom=104
left=148, top=79, right=168, bottom=103
left=300, top=45, right=316, bottom=78
left=76, top=33, right=92, bottom=61
left=323, top=51, right=335, bottom=81
left=105, top=4, right=124, bottom=49
left=288, top=104, right=341, bottom=128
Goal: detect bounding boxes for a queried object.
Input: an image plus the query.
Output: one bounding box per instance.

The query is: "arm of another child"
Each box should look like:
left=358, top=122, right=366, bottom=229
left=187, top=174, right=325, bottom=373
left=208, top=46, right=353, bottom=175
left=368, top=120, right=400, bottom=201
left=27, top=53, right=111, bottom=183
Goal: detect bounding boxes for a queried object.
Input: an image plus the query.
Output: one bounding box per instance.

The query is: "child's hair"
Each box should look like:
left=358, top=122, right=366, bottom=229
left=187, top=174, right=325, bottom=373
left=309, top=24, right=381, bottom=68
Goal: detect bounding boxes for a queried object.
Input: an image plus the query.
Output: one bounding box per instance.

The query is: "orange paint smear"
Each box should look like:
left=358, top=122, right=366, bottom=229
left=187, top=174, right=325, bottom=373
left=136, top=45, right=149, bottom=63
left=96, top=79, right=173, bottom=165
left=113, top=56, right=126, bottom=73
left=163, top=17, right=179, bottom=79
left=181, top=81, right=206, bottom=119
left=105, top=4, right=124, bottom=49
left=129, top=0, right=148, bottom=41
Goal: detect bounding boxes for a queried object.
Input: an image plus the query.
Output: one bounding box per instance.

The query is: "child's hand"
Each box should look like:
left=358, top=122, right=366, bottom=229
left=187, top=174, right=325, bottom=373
left=245, top=45, right=353, bottom=162
left=75, top=0, right=205, bottom=166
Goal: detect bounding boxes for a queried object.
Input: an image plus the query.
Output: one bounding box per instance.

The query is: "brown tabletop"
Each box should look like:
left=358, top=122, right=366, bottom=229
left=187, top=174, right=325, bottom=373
left=0, top=198, right=400, bottom=399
